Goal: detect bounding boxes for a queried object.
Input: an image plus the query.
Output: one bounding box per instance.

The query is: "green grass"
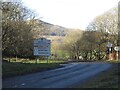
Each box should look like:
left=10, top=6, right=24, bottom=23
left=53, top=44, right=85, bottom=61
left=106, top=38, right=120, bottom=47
left=74, top=63, right=120, bottom=88
left=51, top=50, right=70, bottom=59
left=3, top=57, right=67, bottom=63
left=105, top=60, right=120, bottom=63
left=2, top=60, right=63, bottom=78
left=26, top=60, right=66, bottom=64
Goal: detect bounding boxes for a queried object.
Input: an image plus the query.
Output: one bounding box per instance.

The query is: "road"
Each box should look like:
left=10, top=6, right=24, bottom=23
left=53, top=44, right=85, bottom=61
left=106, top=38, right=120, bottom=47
left=3, top=62, right=111, bottom=88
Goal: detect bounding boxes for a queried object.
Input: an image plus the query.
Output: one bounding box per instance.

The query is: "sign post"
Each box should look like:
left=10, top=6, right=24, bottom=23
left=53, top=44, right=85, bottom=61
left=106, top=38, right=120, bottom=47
left=107, top=43, right=113, bottom=53
left=114, top=46, right=120, bottom=61
left=106, top=42, right=113, bottom=60
left=33, top=38, right=51, bottom=63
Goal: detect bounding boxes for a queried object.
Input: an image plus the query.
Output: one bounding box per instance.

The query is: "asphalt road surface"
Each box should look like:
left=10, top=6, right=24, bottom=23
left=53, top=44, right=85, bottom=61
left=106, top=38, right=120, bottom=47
left=3, top=62, right=111, bottom=88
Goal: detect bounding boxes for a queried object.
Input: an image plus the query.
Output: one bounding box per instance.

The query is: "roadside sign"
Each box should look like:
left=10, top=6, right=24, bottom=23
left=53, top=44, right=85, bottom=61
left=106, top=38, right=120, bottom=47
left=33, top=38, right=51, bottom=56
left=107, top=43, right=112, bottom=47
left=114, top=46, right=120, bottom=51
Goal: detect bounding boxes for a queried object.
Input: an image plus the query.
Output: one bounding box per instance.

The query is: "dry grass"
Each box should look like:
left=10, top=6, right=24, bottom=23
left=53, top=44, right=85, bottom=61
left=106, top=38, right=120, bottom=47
left=74, top=63, right=120, bottom=88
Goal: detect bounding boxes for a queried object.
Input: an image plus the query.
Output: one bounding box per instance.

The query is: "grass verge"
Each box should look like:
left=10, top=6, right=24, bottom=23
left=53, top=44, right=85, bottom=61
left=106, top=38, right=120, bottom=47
left=2, top=61, right=62, bottom=79
left=74, top=63, right=120, bottom=88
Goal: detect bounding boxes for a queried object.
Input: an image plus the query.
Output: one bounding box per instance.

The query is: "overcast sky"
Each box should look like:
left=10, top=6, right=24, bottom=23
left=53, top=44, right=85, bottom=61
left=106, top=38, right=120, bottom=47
left=22, top=0, right=119, bottom=30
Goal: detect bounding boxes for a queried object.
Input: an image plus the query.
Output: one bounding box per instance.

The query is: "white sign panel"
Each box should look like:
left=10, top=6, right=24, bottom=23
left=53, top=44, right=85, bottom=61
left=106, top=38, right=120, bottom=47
left=114, top=46, right=120, bottom=51
left=33, top=38, right=51, bottom=56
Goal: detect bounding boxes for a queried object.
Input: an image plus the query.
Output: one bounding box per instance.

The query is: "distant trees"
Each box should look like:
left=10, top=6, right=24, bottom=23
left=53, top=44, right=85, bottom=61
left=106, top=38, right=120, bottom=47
left=63, top=30, right=84, bottom=59
left=62, top=30, right=110, bottom=60
left=62, top=7, right=118, bottom=61
left=86, top=7, right=118, bottom=60
left=2, top=2, right=37, bottom=58
left=87, top=7, right=118, bottom=45
left=118, top=3, right=120, bottom=46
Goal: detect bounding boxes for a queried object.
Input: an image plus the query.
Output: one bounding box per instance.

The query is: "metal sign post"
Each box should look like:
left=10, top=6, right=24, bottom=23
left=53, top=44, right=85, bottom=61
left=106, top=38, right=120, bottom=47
left=33, top=38, right=51, bottom=63
left=106, top=42, right=113, bottom=60
left=107, top=43, right=113, bottom=52
left=114, top=46, right=120, bottom=61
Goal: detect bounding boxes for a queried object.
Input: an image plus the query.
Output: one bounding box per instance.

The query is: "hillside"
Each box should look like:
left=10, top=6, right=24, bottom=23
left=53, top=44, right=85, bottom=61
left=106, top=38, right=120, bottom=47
left=32, top=19, right=85, bottom=44
left=33, top=19, right=70, bottom=37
